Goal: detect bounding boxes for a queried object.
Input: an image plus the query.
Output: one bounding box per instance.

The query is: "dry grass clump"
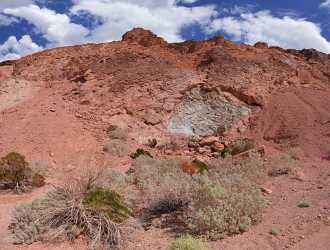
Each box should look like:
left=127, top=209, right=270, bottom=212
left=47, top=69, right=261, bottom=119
left=211, top=152, right=267, bottom=184
left=221, top=138, right=255, bottom=157
left=0, top=152, right=45, bottom=192
left=167, top=235, right=210, bottom=250
left=266, top=153, right=296, bottom=177
left=130, top=148, right=153, bottom=159
left=131, top=155, right=265, bottom=238
left=103, top=139, right=130, bottom=157
left=186, top=173, right=264, bottom=240
left=131, top=156, right=192, bottom=213
left=107, top=125, right=128, bottom=141
left=10, top=167, right=132, bottom=249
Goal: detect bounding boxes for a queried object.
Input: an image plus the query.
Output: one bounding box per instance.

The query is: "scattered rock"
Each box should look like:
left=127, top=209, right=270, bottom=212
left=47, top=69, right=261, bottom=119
left=199, top=136, right=219, bottom=146
left=261, top=187, right=273, bottom=194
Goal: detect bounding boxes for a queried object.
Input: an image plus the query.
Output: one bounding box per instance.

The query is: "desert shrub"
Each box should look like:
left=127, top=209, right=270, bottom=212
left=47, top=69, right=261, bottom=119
left=107, top=125, right=128, bottom=141
left=130, top=148, right=153, bottom=159
left=147, top=138, right=158, bottom=148
left=131, top=156, right=192, bottom=213
left=0, top=152, right=45, bottom=192
left=191, top=160, right=209, bottom=174
left=266, top=153, right=296, bottom=177
left=180, top=160, right=209, bottom=176
left=83, top=188, right=131, bottom=223
left=210, top=153, right=266, bottom=184
left=221, top=138, right=255, bottom=157
left=186, top=173, right=265, bottom=240
left=29, top=160, right=49, bottom=177
left=167, top=235, right=210, bottom=250
left=103, top=140, right=130, bottom=157
left=10, top=180, right=132, bottom=248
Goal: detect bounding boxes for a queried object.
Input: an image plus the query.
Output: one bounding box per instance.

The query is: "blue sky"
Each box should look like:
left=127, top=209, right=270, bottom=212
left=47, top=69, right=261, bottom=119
left=0, top=0, right=330, bottom=61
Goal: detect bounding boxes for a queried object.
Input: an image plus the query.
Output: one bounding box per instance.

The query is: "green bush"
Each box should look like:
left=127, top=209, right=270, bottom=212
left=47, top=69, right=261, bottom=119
left=186, top=173, right=265, bottom=240
left=167, top=235, right=210, bottom=250
left=10, top=185, right=131, bottom=248
left=0, top=152, right=45, bottom=192
left=130, top=148, right=153, bottom=159
left=83, top=188, right=131, bottom=223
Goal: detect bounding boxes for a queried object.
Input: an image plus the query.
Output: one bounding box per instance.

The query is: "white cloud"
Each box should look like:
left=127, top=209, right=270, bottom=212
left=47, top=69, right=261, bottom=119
left=320, top=0, right=330, bottom=9
left=0, top=0, right=34, bottom=11
left=4, top=4, right=89, bottom=47
left=0, top=14, right=18, bottom=26
left=0, top=35, right=42, bottom=61
left=207, top=11, right=330, bottom=53
left=178, top=0, right=199, bottom=4
left=71, top=0, right=216, bottom=42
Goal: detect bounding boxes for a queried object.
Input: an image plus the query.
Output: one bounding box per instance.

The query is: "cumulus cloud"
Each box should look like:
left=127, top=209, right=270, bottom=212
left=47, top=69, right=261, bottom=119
left=4, top=4, right=89, bottom=47
left=0, top=14, right=18, bottom=26
left=320, top=0, right=330, bottom=9
left=0, top=35, right=42, bottom=61
left=207, top=11, right=330, bottom=53
left=0, top=0, right=34, bottom=11
left=1, top=1, right=330, bottom=61
left=71, top=0, right=216, bottom=42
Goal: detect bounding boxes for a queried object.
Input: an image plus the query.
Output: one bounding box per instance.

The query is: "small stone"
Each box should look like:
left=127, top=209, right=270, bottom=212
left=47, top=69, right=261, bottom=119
left=261, top=187, right=273, bottom=194
left=211, top=142, right=225, bottom=151
left=292, top=170, right=307, bottom=182
left=49, top=108, right=56, bottom=112
left=200, top=136, right=219, bottom=146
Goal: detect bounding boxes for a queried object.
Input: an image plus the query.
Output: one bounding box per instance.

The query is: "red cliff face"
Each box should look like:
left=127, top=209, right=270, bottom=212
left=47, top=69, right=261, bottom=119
left=2, top=28, right=330, bottom=161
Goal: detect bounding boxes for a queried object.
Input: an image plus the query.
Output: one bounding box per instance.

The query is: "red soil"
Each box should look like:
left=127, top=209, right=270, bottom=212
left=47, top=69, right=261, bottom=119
left=0, top=28, right=329, bottom=249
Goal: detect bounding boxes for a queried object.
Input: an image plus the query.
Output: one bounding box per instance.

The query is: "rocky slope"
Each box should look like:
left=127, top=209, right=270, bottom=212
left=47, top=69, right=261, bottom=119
left=0, top=28, right=329, bottom=250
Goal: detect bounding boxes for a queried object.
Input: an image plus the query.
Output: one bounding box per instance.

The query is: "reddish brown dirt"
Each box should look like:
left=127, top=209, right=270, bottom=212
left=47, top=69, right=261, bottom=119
left=0, top=28, right=329, bottom=249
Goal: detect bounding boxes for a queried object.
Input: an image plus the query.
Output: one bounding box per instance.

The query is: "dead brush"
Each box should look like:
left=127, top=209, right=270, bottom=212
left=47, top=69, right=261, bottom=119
left=10, top=166, right=132, bottom=249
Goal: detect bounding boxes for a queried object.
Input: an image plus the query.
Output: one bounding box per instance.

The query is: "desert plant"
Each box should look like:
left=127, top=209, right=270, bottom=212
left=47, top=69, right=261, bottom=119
left=83, top=188, right=132, bottom=223
left=270, top=228, right=280, bottom=236
left=0, top=152, right=45, bottom=192
left=221, top=138, right=255, bottom=157
left=130, top=148, right=153, bottom=159
left=297, top=201, right=310, bottom=208
left=167, top=235, right=210, bottom=250
left=186, top=173, right=265, bottom=240
left=147, top=138, right=158, bottom=148
left=191, top=160, right=209, bottom=174
left=10, top=184, right=131, bottom=249
left=103, top=140, right=130, bottom=157
left=210, top=153, right=266, bottom=184
left=107, top=125, right=128, bottom=141
left=131, top=156, right=192, bottom=213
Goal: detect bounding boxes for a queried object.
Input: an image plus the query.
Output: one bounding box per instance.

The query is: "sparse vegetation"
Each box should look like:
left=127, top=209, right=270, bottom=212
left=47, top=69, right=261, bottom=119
left=167, top=235, right=210, bottom=250
left=221, top=138, right=255, bottom=158
left=297, top=201, right=310, bottom=208
left=131, top=156, right=192, bottom=213
left=0, top=152, right=45, bottom=192
left=107, top=125, right=128, bottom=141
left=130, top=148, right=153, bottom=159
left=267, top=153, right=296, bottom=177
left=186, top=173, right=265, bottom=240
left=103, top=140, right=130, bottom=157
left=10, top=167, right=132, bottom=249
left=270, top=228, right=280, bottom=236
left=191, top=159, right=209, bottom=174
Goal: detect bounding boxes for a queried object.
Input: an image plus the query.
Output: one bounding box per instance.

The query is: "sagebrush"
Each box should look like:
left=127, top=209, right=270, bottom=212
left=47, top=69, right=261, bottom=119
left=167, top=235, right=210, bottom=250
left=10, top=167, right=132, bottom=249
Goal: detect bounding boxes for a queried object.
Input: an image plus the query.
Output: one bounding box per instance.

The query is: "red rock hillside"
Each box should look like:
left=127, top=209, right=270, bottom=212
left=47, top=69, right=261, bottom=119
left=0, top=28, right=329, bottom=250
